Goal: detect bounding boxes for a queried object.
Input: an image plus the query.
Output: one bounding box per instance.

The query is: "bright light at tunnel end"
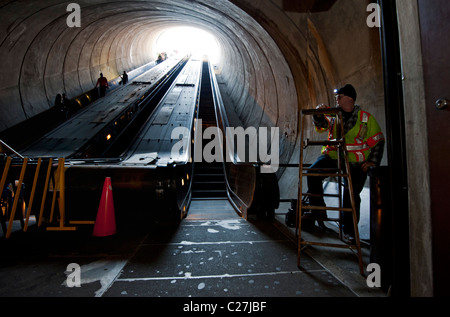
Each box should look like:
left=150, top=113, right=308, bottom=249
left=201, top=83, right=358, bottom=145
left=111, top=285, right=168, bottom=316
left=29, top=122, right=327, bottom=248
left=155, top=27, right=222, bottom=65
left=66, top=4, right=222, bottom=64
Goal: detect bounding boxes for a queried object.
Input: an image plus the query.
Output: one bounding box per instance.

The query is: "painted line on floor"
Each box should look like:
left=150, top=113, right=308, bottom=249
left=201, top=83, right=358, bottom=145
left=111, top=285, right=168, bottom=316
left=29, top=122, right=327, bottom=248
left=142, top=239, right=291, bottom=246
left=116, top=269, right=326, bottom=282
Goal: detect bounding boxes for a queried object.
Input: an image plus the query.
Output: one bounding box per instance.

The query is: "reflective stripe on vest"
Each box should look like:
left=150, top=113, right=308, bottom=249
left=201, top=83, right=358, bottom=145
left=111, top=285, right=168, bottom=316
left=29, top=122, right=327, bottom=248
left=346, top=143, right=370, bottom=152
left=366, top=132, right=384, bottom=147
left=361, top=111, right=369, bottom=123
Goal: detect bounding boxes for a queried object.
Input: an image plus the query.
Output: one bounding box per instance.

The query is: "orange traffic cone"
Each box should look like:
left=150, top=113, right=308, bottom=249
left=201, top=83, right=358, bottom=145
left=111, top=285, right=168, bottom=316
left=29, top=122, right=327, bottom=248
left=93, top=177, right=116, bottom=237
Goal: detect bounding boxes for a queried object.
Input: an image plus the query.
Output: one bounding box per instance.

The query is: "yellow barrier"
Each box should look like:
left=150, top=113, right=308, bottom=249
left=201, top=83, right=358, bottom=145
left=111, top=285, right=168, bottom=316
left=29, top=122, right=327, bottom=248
left=5, top=157, right=28, bottom=238
left=1, top=156, right=76, bottom=238
left=0, top=157, right=12, bottom=235
left=45, top=158, right=76, bottom=231
left=37, top=158, right=53, bottom=227
left=24, top=158, right=41, bottom=232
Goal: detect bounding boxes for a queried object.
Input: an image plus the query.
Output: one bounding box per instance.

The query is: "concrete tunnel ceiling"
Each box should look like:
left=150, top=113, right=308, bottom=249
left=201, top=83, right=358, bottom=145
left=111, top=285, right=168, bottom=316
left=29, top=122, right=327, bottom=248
left=0, top=0, right=384, bottom=188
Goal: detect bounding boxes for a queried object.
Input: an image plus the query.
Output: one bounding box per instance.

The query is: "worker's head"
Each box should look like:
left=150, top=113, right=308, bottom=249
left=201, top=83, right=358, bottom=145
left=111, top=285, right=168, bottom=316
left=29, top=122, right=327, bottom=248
left=100, top=73, right=103, bottom=77
left=334, top=84, right=356, bottom=111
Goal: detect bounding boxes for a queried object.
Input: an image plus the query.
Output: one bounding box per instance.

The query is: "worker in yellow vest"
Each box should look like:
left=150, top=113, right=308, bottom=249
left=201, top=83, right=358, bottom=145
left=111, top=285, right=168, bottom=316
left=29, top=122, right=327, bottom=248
left=307, top=84, right=385, bottom=244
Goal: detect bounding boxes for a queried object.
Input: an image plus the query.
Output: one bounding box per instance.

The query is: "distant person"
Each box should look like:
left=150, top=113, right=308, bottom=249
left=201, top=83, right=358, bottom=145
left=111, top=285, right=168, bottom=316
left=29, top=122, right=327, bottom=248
left=121, top=71, right=128, bottom=85
left=96, top=73, right=109, bottom=97
left=62, top=93, right=70, bottom=118
left=156, top=52, right=167, bottom=64
left=55, top=93, right=66, bottom=120
left=55, top=93, right=63, bottom=108
left=1, top=183, right=13, bottom=218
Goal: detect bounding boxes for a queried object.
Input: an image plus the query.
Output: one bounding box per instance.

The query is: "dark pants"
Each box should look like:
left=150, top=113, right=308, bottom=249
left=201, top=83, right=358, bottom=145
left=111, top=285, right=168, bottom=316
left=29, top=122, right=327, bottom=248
left=306, top=155, right=367, bottom=237
left=99, top=86, right=107, bottom=97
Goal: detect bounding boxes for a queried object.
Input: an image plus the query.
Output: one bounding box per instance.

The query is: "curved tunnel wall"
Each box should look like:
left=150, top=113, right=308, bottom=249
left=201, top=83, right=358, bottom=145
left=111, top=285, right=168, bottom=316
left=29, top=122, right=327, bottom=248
left=0, top=0, right=384, bottom=201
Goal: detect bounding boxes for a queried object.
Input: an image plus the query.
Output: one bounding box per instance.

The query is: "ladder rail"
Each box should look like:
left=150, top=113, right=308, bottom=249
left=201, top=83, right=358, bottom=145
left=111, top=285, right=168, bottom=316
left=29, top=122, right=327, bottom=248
left=337, top=111, right=364, bottom=274
left=296, top=110, right=306, bottom=265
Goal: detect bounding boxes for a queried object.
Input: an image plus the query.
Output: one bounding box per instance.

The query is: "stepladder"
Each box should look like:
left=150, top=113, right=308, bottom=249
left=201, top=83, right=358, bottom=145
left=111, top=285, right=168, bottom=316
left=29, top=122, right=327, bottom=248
left=296, top=108, right=364, bottom=276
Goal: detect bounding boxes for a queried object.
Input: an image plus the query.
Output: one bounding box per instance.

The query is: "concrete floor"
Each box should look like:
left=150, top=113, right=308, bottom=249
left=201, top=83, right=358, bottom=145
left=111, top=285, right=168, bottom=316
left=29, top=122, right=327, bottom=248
left=0, top=196, right=387, bottom=301
left=274, top=200, right=387, bottom=298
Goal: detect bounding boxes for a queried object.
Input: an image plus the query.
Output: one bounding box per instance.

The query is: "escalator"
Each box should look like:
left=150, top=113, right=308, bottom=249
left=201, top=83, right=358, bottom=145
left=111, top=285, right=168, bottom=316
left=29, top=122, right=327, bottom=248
left=189, top=59, right=279, bottom=221
left=191, top=61, right=227, bottom=200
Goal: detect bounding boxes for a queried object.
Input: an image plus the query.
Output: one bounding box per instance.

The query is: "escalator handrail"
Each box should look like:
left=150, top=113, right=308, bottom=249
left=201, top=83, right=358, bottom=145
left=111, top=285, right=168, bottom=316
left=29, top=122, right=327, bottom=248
left=0, top=139, right=25, bottom=159
left=206, top=61, right=256, bottom=212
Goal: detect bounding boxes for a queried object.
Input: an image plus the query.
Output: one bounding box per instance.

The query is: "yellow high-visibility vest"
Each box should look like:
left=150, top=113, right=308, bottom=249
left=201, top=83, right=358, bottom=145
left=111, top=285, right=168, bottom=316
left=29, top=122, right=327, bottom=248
left=316, top=110, right=385, bottom=162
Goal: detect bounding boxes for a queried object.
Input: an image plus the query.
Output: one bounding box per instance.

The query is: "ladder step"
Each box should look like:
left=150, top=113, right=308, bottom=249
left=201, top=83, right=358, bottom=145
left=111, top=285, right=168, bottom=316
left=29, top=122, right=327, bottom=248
left=302, top=167, right=341, bottom=172
left=302, top=172, right=349, bottom=177
left=302, top=192, right=340, bottom=198
left=300, top=240, right=359, bottom=249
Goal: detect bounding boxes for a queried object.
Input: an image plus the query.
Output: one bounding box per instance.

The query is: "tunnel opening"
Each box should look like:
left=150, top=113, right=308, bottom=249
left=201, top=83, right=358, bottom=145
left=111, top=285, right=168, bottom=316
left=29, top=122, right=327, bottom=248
left=153, top=26, right=222, bottom=65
